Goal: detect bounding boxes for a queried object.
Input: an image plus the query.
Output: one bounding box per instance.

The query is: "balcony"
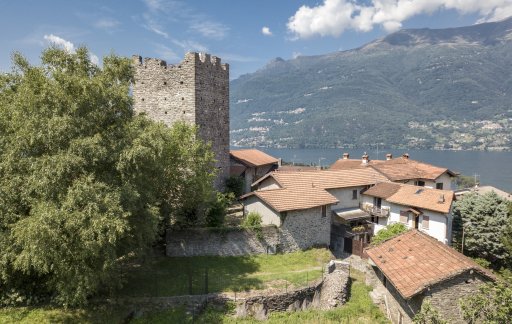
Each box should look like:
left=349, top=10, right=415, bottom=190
left=360, top=203, right=390, bottom=217
left=348, top=222, right=374, bottom=236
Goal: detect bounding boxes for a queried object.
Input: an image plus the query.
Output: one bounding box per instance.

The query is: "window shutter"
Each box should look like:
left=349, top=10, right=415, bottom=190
left=422, top=215, right=429, bottom=229
left=400, top=211, right=408, bottom=224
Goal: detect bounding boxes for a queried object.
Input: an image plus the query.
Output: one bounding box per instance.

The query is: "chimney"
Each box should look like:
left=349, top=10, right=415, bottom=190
left=402, top=153, right=410, bottom=159
left=342, top=153, right=350, bottom=160
left=362, top=153, right=369, bottom=164
left=438, top=194, right=445, bottom=203
left=386, top=153, right=393, bottom=160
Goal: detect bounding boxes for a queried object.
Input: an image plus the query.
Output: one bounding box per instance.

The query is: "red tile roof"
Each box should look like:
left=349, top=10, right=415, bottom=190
left=254, top=168, right=390, bottom=189
left=366, top=230, right=494, bottom=299
left=330, top=157, right=456, bottom=181
left=242, top=186, right=338, bottom=212
left=230, top=149, right=279, bottom=167
left=363, top=182, right=454, bottom=214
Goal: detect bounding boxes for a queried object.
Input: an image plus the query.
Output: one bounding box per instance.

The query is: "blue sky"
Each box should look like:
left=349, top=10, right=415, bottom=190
left=1, top=0, right=511, bottom=79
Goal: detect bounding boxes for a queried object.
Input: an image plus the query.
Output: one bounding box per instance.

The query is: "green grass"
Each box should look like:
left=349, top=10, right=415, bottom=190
left=131, top=268, right=389, bottom=323
left=118, top=248, right=333, bottom=297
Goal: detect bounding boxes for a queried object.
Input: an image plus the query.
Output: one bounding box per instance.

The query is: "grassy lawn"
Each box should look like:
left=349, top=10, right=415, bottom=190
left=131, top=268, right=390, bottom=324
left=118, top=248, right=333, bottom=297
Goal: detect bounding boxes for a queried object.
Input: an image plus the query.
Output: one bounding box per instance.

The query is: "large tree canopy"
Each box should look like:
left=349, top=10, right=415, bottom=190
left=0, top=47, right=216, bottom=306
left=452, top=191, right=511, bottom=268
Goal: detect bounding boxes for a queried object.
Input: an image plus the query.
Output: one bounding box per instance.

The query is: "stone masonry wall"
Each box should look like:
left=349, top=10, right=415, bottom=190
left=132, top=53, right=229, bottom=189
left=166, top=226, right=281, bottom=257
left=166, top=218, right=330, bottom=257
left=367, top=266, right=490, bottom=324
left=279, top=206, right=331, bottom=251
left=428, top=271, right=490, bottom=324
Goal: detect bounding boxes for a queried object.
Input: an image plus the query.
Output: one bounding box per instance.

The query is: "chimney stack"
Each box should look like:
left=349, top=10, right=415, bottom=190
left=362, top=153, right=369, bottom=164
left=438, top=194, right=445, bottom=203
left=386, top=153, right=393, bottom=161
left=342, top=153, right=350, bottom=160
left=402, top=153, right=410, bottom=159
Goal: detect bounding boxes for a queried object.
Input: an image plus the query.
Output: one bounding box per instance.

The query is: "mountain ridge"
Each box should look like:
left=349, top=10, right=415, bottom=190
left=230, top=17, right=512, bottom=150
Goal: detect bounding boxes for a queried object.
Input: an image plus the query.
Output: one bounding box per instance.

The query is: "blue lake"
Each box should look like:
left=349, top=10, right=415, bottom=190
left=248, top=148, right=512, bottom=193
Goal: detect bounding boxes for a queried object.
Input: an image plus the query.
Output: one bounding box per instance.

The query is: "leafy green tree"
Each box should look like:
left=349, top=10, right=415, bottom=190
left=452, top=192, right=510, bottom=268
left=0, top=47, right=215, bottom=306
left=371, top=223, right=407, bottom=246
left=459, top=276, right=512, bottom=323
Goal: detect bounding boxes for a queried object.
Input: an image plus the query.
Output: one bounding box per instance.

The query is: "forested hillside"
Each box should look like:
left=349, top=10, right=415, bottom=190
left=230, top=17, right=512, bottom=150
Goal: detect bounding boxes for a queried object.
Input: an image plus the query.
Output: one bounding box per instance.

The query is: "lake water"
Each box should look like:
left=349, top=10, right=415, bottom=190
left=251, top=148, right=512, bottom=193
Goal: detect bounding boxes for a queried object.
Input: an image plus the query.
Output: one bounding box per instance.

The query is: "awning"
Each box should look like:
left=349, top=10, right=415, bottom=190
left=332, top=207, right=370, bottom=221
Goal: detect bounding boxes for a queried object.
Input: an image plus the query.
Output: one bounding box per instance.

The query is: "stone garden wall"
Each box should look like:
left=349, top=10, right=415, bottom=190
left=166, top=226, right=322, bottom=257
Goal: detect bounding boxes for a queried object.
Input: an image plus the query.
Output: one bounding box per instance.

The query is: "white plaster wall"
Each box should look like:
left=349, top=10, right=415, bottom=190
left=435, top=173, right=453, bottom=190
left=327, top=187, right=365, bottom=208
left=244, top=196, right=281, bottom=226
left=257, top=177, right=281, bottom=191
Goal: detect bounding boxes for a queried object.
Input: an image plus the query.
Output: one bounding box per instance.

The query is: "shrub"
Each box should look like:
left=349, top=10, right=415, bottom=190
left=225, top=175, right=245, bottom=197
left=205, top=192, right=234, bottom=227
left=242, top=212, right=262, bottom=228
left=371, top=223, right=408, bottom=246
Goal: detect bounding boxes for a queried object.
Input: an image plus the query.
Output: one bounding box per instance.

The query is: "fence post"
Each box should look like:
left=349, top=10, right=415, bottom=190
left=204, top=267, right=208, bottom=295
left=188, top=271, right=193, bottom=295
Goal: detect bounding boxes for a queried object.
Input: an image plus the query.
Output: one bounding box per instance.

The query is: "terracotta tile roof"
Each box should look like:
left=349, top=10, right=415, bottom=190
left=371, top=158, right=455, bottom=181
left=230, top=149, right=279, bottom=168
left=363, top=182, right=454, bottom=214
left=366, top=230, right=494, bottom=299
left=260, top=168, right=390, bottom=189
left=330, top=157, right=456, bottom=181
left=242, top=186, right=338, bottom=212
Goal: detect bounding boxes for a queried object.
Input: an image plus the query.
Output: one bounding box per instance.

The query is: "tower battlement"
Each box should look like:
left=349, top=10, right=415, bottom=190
left=132, top=52, right=230, bottom=190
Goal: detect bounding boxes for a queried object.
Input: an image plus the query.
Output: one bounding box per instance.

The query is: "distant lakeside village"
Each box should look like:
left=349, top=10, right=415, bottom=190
left=128, top=51, right=512, bottom=323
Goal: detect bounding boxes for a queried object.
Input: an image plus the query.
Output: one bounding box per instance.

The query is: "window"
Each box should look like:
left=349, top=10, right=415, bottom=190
left=321, top=205, right=327, bottom=218
left=400, top=211, right=409, bottom=224
left=436, top=183, right=443, bottom=190
left=371, top=216, right=379, bottom=224
left=422, top=215, right=429, bottom=230
left=415, top=180, right=425, bottom=187
left=352, top=189, right=358, bottom=200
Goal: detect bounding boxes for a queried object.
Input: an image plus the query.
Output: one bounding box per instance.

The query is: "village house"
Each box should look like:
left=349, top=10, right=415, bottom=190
left=230, top=149, right=279, bottom=194
left=331, top=153, right=457, bottom=190
left=366, top=230, right=495, bottom=324
left=243, top=168, right=390, bottom=255
left=241, top=186, right=338, bottom=250
left=361, top=182, right=455, bottom=244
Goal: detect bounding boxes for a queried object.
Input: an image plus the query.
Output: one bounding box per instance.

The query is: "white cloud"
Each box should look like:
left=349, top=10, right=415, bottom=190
left=154, top=43, right=180, bottom=61
left=43, top=34, right=100, bottom=65
left=172, top=39, right=208, bottom=52
left=43, top=34, right=75, bottom=52
left=142, top=13, right=169, bottom=38
left=287, top=0, right=512, bottom=39
left=262, top=26, right=272, bottom=36
left=141, top=0, right=229, bottom=40
left=292, top=51, right=301, bottom=59
left=93, top=18, right=120, bottom=30
left=190, top=21, right=229, bottom=40
left=90, top=53, right=100, bottom=65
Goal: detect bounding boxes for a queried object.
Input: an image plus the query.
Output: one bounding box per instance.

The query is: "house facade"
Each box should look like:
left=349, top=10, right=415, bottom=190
left=366, top=230, right=494, bottom=324
left=242, top=186, right=338, bottom=250
left=230, top=149, right=279, bottom=194
left=361, top=182, right=455, bottom=244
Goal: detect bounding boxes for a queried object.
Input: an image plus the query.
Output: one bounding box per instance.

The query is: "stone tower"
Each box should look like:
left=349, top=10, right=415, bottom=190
left=132, top=52, right=229, bottom=190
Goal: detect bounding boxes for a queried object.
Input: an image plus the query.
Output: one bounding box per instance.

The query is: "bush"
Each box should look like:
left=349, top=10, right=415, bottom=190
left=371, top=223, right=408, bottom=246
left=242, top=212, right=262, bottom=228
left=225, top=175, right=245, bottom=197
left=205, top=193, right=234, bottom=227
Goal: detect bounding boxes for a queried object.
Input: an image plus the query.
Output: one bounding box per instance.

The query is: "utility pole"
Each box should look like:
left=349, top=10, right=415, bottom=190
left=318, top=157, right=325, bottom=170
left=473, top=174, right=480, bottom=187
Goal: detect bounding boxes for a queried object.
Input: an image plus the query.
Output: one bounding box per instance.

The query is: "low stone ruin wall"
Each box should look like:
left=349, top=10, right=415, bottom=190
left=235, top=260, right=351, bottom=320
left=166, top=226, right=324, bottom=257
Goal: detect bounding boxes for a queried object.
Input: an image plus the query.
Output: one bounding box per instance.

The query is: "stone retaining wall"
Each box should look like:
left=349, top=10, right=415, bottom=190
left=235, top=260, right=350, bottom=320
left=166, top=226, right=327, bottom=257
